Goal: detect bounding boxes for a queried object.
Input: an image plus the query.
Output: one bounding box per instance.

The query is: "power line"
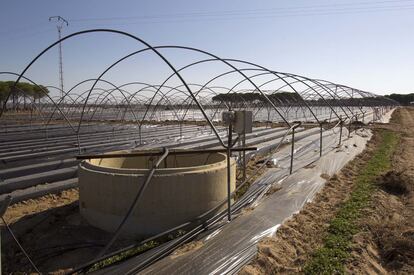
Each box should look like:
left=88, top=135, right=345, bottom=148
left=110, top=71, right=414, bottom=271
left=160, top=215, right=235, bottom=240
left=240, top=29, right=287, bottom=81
left=67, top=5, right=414, bottom=27
left=2, top=1, right=412, bottom=39
left=69, top=0, right=414, bottom=23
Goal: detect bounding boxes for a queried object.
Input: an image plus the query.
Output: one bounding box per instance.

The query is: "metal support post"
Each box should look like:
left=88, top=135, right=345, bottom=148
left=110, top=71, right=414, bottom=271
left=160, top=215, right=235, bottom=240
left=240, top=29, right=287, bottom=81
left=77, top=133, right=82, bottom=154
left=237, top=134, right=242, bottom=180
left=138, top=124, right=142, bottom=145
left=267, top=111, right=270, bottom=129
left=289, top=123, right=301, bottom=174
left=289, top=127, right=295, bottom=174
left=29, top=108, right=33, bottom=132
left=320, top=123, right=323, bottom=157
left=339, top=117, right=343, bottom=146
left=242, top=133, right=246, bottom=181
left=226, top=122, right=233, bottom=221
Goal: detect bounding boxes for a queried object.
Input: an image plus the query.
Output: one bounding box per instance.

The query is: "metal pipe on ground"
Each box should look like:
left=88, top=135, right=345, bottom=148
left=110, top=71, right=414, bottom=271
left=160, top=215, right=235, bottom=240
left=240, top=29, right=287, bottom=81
left=76, top=147, right=257, bottom=160
left=226, top=122, right=233, bottom=221
left=339, top=116, right=344, bottom=146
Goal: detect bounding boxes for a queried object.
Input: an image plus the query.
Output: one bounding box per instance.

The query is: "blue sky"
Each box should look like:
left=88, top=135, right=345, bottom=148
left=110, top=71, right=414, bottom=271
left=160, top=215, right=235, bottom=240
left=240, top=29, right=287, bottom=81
left=1, top=0, right=413, bottom=95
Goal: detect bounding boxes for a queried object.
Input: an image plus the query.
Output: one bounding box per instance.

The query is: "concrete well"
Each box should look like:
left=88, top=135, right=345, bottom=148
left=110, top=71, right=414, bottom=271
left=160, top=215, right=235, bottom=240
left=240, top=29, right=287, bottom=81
left=78, top=151, right=236, bottom=238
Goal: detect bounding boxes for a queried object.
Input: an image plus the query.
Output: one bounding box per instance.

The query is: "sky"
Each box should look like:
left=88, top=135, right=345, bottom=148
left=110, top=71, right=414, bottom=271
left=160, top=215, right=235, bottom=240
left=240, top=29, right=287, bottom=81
left=1, top=0, right=414, bottom=95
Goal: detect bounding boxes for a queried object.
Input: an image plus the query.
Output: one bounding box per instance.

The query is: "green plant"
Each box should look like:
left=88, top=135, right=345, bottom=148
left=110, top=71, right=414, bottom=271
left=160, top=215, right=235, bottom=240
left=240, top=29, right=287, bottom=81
left=304, top=130, right=399, bottom=274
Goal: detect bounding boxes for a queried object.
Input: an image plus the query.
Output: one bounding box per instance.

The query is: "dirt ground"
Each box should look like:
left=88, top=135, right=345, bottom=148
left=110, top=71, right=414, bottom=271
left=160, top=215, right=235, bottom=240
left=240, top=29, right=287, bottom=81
left=3, top=189, right=79, bottom=224
left=1, top=189, right=135, bottom=274
left=240, top=107, right=414, bottom=274
left=347, top=107, right=414, bottom=274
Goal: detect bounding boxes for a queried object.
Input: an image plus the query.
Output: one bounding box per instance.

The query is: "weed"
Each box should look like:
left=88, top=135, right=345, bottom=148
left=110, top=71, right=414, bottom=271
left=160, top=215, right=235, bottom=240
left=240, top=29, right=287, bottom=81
left=304, top=130, right=399, bottom=274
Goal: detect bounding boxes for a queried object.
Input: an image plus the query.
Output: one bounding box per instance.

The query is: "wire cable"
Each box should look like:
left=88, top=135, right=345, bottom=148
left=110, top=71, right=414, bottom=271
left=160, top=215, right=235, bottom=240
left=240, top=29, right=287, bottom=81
left=70, top=0, right=414, bottom=22
left=1, top=216, right=41, bottom=273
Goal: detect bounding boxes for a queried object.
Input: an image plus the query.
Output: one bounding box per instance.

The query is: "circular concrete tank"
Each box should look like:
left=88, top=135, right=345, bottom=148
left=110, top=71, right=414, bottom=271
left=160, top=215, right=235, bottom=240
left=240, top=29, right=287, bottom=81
left=78, top=151, right=236, bottom=238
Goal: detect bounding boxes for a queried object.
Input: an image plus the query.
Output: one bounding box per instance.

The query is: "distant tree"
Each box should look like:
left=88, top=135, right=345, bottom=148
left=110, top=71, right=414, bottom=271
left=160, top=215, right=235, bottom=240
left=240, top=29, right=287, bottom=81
left=0, top=82, right=9, bottom=102
left=0, top=81, right=49, bottom=111
left=211, top=91, right=302, bottom=106
left=385, top=93, right=414, bottom=106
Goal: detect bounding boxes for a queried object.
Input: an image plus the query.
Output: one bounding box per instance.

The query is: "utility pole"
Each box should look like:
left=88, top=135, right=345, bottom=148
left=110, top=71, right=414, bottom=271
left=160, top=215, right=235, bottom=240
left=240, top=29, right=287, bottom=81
left=49, top=16, right=68, bottom=101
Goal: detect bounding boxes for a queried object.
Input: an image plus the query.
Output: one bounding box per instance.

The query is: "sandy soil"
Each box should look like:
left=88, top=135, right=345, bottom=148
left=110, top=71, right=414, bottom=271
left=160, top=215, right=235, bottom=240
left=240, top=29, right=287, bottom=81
left=346, top=107, right=414, bottom=274
left=3, top=189, right=79, bottom=224
left=1, top=189, right=134, bottom=274
left=240, top=107, right=414, bottom=275
left=170, top=240, right=204, bottom=259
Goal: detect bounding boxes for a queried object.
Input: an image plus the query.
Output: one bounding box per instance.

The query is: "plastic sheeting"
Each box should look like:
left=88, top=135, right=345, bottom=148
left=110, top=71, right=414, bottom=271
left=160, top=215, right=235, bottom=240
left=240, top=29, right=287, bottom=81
left=378, top=108, right=396, bottom=123
left=100, top=127, right=372, bottom=274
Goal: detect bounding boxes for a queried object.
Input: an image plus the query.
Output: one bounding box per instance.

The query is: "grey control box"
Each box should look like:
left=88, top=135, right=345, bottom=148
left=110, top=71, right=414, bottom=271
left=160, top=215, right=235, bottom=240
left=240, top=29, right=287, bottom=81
left=222, top=110, right=253, bottom=134
left=222, top=111, right=235, bottom=125
left=234, top=111, right=253, bottom=134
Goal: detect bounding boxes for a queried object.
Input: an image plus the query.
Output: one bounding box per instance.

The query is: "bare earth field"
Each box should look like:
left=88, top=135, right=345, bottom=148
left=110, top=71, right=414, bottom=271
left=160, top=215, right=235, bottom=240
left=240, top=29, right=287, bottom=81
left=241, top=107, right=414, bottom=274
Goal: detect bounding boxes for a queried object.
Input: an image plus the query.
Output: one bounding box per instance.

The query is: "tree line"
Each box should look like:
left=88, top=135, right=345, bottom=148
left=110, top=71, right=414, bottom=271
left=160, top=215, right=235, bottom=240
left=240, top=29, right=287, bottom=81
left=211, top=91, right=405, bottom=107
left=211, top=92, right=302, bottom=107
left=0, top=81, right=49, bottom=111
left=385, top=93, right=414, bottom=106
